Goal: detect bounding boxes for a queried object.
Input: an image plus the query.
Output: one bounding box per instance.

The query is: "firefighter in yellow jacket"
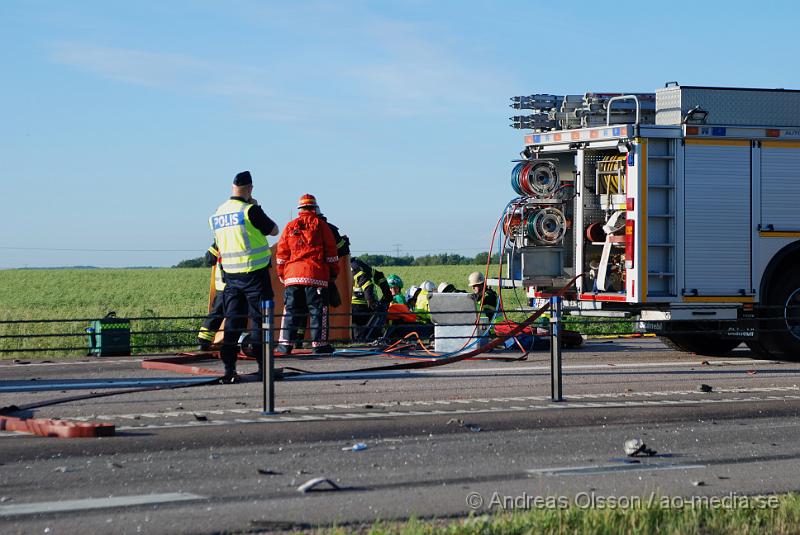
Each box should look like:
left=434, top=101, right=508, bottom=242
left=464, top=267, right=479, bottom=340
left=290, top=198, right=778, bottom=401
left=196, top=243, right=224, bottom=351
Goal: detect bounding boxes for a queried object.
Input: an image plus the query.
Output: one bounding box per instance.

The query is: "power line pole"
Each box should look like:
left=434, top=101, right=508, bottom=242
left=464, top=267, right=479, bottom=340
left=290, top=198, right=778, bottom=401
left=392, top=243, right=401, bottom=257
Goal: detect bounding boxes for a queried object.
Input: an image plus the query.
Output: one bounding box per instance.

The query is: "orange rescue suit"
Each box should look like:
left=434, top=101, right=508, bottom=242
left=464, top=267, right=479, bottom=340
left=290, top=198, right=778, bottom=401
left=276, top=211, right=340, bottom=287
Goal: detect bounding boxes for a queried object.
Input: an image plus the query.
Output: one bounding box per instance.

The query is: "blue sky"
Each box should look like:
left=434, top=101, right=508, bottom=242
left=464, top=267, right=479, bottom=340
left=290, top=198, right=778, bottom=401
left=2, top=0, right=799, bottom=268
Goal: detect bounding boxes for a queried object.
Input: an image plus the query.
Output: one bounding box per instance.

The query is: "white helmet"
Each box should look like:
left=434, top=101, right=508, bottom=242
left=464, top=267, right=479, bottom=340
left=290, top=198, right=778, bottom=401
left=406, top=285, right=420, bottom=301
left=438, top=282, right=455, bottom=293
left=421, top=280, right=436, bottom=293
left=468, top=271, right=485, bottom=286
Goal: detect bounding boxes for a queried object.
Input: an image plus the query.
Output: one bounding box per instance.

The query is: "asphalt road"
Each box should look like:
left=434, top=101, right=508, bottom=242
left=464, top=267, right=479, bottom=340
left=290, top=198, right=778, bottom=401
left=2, top=338, right=800, bottom=534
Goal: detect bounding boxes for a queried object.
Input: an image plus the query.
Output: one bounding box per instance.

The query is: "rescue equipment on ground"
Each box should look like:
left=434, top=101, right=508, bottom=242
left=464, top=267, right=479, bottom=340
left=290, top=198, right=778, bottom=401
left=86, top=312, right=131, bottom=356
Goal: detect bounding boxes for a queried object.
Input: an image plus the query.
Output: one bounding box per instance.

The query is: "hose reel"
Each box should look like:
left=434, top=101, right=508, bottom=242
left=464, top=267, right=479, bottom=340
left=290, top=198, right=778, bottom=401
left=511, top=160, right=560, bottom=197
left=504, top=202, right=567, bottom=246
left=527, top=206, right=566, bottom=246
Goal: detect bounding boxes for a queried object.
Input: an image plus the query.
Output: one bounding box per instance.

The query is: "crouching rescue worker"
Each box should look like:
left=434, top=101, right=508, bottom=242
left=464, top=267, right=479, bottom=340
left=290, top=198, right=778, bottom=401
left=468, top=271, right=498, bottom=318
left=276, top=194, right=340, bottom=355
left=350, top=258, right=391, bottom=342
left=387, top=274, right=406, bottom=304
left=210, top=171, right=279, bottom=383
left=413, top=280, right=437, bottom=323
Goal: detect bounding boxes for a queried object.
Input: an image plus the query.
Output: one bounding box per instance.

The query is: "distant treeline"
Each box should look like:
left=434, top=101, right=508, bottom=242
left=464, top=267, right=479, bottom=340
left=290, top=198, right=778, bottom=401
left=356, top=252, right=500, bottom=267
left=173, top=257, right=207, bottom=268
left=173, top=252, right=500, bottom=268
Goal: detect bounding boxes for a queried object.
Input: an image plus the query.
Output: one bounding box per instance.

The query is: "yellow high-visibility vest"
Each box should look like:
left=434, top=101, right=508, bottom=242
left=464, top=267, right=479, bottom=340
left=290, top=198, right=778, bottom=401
left=414, top=290, right=432, bottom=322
left=351, top=270, right=373, bottom=305
left=209, top=199, right=271, bottom=274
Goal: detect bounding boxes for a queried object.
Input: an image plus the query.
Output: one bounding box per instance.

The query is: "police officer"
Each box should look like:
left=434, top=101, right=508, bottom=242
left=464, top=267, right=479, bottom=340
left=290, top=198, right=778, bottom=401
left=209, top=171, right=279, bottom=383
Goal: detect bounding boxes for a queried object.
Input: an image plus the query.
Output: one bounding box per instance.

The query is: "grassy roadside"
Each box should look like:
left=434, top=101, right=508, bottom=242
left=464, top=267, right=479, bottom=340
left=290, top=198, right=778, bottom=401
left=323, top=493, right=800, bottom=535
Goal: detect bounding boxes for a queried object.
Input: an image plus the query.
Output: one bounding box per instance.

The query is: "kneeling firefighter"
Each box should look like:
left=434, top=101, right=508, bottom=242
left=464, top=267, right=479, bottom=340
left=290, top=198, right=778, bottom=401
left=413, top=280, right=437, bottom=323
left=468, top=271, right=498, bottom=318
left=350, top=258, right=391, bottom=342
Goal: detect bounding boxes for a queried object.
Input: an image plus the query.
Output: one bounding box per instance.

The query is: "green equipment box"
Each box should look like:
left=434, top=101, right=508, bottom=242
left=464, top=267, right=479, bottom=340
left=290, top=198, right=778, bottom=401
left=86, top=312, right=131, bottom=356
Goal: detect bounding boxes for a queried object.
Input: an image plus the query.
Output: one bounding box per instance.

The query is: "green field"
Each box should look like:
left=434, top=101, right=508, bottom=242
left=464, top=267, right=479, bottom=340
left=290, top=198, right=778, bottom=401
left=0, top=265, right=629, bottom=358
left=0, top=268, right=212, bottom=357
left=0, top=265, right=503, bottom=358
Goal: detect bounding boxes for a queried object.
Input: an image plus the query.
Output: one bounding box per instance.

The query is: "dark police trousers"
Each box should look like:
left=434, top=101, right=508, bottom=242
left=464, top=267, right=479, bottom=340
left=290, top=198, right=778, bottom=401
left=221, top=268, right=274, bottom=374
left=280, top=286, right=329, bottom=347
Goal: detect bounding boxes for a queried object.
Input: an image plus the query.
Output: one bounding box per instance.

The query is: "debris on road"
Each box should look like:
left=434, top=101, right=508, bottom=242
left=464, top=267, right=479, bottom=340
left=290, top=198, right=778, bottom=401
left=297, top=477, right=341, bottom=493
left=623, top=438, right=657, bottom=457
left=193, top=414, right=208, bottom=421
left=342, top=442, right=368, bottom=451
left=699, top=384, right=713, bottom=393
left=250, top=521, right=311, bottom=531
left=447, top=418, right=482, bottom=432
left=257, top=468, right=281, bottom=475
left=692, top=480, right=706, bottom=487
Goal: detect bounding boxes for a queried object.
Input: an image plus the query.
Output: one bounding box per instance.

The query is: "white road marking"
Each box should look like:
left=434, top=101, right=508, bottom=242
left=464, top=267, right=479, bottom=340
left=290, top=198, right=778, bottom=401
left=0, top=492, right=205, bottom=517
left=66, top=386, right=800, bottom=422
left=526, top=463, right=706, bottom=476
left=279, top=359, right=780, bottom=380
left=113, top=394, right=800, bottom=431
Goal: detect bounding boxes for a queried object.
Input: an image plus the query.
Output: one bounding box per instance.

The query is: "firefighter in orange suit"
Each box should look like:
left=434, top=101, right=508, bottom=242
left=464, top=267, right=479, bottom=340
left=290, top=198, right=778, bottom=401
left=275, top=194, right=340, bottom=354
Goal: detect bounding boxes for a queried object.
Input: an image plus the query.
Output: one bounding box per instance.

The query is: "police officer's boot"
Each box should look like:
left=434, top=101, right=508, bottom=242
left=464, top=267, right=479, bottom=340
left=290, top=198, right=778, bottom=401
left=218, top=345, right=240, bottom=384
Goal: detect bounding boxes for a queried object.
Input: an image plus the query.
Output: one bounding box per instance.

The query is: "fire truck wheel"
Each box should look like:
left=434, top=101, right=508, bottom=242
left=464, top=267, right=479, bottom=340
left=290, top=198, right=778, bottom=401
left=760, top=272, right=800, bottom=361
left=659, top=321, right=740, bottom=356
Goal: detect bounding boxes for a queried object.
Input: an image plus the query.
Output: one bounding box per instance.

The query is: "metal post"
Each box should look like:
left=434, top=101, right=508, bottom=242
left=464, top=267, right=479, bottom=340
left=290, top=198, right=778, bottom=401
left=261, top=299, right=276, bottom=414
left=550, top=295, right=563, bottom=402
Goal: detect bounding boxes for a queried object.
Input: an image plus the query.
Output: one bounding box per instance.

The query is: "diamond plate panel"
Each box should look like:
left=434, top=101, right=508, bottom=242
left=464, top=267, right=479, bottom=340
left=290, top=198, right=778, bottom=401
left=656, top=86, right=800, bottom=126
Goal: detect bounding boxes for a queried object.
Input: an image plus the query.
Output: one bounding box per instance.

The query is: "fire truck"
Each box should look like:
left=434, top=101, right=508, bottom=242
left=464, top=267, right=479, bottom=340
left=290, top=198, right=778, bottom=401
left=503, top=83, right=800, bottom=359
